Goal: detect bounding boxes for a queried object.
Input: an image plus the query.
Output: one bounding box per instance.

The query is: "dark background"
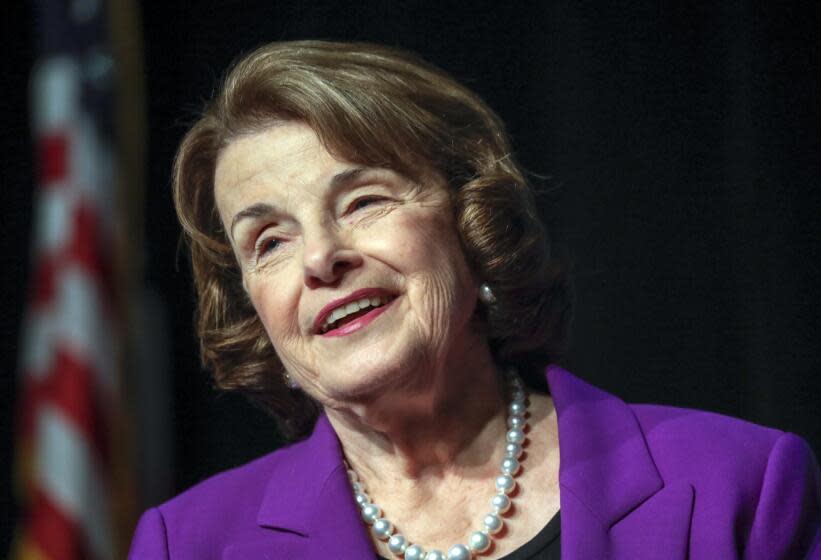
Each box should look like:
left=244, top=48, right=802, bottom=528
left=3, top=2, right=820, bottom=553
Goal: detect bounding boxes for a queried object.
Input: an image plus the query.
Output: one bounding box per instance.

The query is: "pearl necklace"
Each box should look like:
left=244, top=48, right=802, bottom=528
left=347, top=371, right=529, bottom=560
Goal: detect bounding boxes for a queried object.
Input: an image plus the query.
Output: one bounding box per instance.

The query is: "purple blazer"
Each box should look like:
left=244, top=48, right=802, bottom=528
left=130, top=366, right=821, bottom=559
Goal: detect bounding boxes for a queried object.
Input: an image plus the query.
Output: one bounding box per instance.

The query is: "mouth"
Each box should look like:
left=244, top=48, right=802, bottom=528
left=314, top=289, right=398, bottom=336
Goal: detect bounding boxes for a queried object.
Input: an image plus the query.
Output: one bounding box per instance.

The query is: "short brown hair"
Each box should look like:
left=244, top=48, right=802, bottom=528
left=173, top=40, right=572, bottom=440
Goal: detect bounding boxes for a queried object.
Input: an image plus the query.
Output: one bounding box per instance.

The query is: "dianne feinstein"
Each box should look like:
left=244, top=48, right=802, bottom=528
left=129, top=41, right=821, bottom=559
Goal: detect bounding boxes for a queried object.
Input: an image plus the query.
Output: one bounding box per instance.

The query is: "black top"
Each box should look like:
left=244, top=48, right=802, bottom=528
left=497, top=510, right=560, bottom=560
left=376, top=510, right=560, bottom=560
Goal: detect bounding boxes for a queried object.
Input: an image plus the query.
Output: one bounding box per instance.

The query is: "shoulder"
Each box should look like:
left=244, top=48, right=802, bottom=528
left=629, top=401, right=814, bottom=496
left=177, top=440, right=306, bottom=503
left=548, top=365, right=820, bottom=554
left=157, top=447, right=283, bottom=520
left=128, top=439, right=310, bottom=560
left=630, top=403, right=821, bottom=556
left=630, top=402, right=785, bottom=470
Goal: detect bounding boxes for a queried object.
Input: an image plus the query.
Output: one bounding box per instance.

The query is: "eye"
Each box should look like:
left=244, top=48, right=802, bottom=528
left=254, top=236, right=282, bottom=258
left=347, top=195, right=384, bottom=213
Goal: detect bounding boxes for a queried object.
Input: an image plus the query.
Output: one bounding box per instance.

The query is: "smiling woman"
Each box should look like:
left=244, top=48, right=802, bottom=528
left=170, top=41, right=568, bottom=442
left=213, top=121, right=481, bottom=406
left=129, top=41, right=820, bottom=560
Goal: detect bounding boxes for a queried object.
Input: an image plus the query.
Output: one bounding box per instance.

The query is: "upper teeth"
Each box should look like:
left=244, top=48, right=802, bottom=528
left=321, top=296, right=388, bottom=332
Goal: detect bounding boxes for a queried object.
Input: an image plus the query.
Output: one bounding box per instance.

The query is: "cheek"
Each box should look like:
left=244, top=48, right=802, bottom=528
left=246, top=274, right=299, bottom=345
left=381, top=211, right=476, bottom=315
left=388, top=210, right=464, bottom=266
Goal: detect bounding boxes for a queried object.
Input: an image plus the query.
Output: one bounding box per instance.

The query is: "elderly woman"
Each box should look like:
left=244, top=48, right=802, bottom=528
left=129, top=41, right=820, bottom=559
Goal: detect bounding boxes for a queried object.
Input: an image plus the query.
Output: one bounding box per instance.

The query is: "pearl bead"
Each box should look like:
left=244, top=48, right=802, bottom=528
left=361, top=504, right=381, bottom=524
left=495, top=474, right=516, bottom=494
left=425, top=551, right=445, bottom=560
left=507, top=415, right=526, bottom=429
left=510, top=389, right=526, bottom=402
left=351, top=481, right=364, bottom=493
left=354, top=492, right=370, bottom=506
left=372, top=518, right=393, bottom=540
left=501, top=456, right=520, bottom=476
left=506, top=428, right=525, bottom=444
left=478, top=283, right=496, bottom=304
left=483, top=513, right=503, bottom=534
left=508, top=401, right=526, bottom=416
left=469, top=530, right=491, bottom=552
left=404, top=544, right=426, bottom=560
left=388, top=534, right=408, bottom=553
left=491, top=493, right=511, bottom=514
left=504, top=442, right=523, bottom=458
left=347, top=469, right=358, bottom=482
left=447, top=543, right=471, bottom=560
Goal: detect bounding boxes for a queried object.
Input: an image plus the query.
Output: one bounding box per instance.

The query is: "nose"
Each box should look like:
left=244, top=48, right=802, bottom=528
left=302, top=228, right=362, bottom=288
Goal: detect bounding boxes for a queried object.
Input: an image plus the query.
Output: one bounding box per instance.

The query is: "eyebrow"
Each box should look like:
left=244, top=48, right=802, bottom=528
left=229, top=202, right=278, bottom=240
left=228, top=166, right=372, bottom=239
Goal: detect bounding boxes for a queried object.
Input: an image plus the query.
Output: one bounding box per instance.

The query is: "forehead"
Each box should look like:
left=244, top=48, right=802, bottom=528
left=214, top=122, right=341, bottom=209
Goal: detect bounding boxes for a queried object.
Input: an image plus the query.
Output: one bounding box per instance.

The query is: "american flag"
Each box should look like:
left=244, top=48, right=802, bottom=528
left=13, top=1, right=139, bottom=558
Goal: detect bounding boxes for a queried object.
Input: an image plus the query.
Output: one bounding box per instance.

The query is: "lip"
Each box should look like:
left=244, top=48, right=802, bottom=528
left=321, top=298, right=395, bottom=337
left=313, top=287, right=397, bottom=334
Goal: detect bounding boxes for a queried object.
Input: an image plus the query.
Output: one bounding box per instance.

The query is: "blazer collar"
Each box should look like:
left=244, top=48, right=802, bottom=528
left=256, top=414, right=373, bottom=556
left=547, top=364, right=664, bottom=525
left=547, top=365, right=693, bottom=559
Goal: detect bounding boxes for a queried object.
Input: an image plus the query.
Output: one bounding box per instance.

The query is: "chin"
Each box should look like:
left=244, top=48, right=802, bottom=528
left=315, top=350, right=430, bottom=405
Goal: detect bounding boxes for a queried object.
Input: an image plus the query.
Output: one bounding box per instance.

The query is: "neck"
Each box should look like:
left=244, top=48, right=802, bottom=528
left=325, top=341, right=506, bottom=485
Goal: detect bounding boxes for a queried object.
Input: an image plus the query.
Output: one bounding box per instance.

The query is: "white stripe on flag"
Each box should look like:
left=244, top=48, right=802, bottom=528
left=31, top=56, right=81, bottom=133
left=20, top=265, right=116, bottom=389
left=36, top=405, right=114, bottom=560
left=34, top=184, right=76, bottom=253
left=73, top=115, right=117, bottom=230
left=19, top=309, right=52, bottom=380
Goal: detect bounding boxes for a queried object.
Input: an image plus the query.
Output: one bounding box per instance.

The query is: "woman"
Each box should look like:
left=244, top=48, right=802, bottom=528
left=130, top=41, right=820, bottom=559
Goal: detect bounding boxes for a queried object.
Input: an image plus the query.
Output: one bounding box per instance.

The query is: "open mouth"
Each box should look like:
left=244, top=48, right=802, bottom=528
left=319, top=294, right=396, bottom=335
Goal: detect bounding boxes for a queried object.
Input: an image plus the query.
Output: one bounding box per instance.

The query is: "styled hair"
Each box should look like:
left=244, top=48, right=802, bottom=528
left=173, top=40, right=573, bottom=440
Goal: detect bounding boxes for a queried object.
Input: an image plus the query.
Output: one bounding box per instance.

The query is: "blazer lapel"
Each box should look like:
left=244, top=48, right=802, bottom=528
left=547, top=365, right=693, bottom=559
left=255, top=415, right=374, bottom=560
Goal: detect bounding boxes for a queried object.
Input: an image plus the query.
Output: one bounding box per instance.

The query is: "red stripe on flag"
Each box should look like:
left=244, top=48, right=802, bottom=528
left=30, top=256, right=58, bottom=308
left=28, top=488, right=90, bottom=560
left=47, top=348, right=111, bottom=461
left=70, top=202, right=112, bottom=295
left=18, top=352, right=111, bottom=466
left=39, top=134, right=69, bottom=184
left=25, top=201, right=114, bottom=310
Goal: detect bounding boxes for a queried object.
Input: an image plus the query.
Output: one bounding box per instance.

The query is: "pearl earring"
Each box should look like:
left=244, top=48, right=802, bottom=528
left=283, top=370, right=299, bottom=389
left=478, top=283, right=496, bottom=305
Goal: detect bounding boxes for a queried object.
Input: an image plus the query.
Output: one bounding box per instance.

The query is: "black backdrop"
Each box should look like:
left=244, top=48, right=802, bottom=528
left=3, top=2, right=820, bottom=551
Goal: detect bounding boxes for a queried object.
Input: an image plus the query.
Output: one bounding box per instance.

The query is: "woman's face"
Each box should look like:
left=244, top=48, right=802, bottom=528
left=214, top=122, right=480, bottom=406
